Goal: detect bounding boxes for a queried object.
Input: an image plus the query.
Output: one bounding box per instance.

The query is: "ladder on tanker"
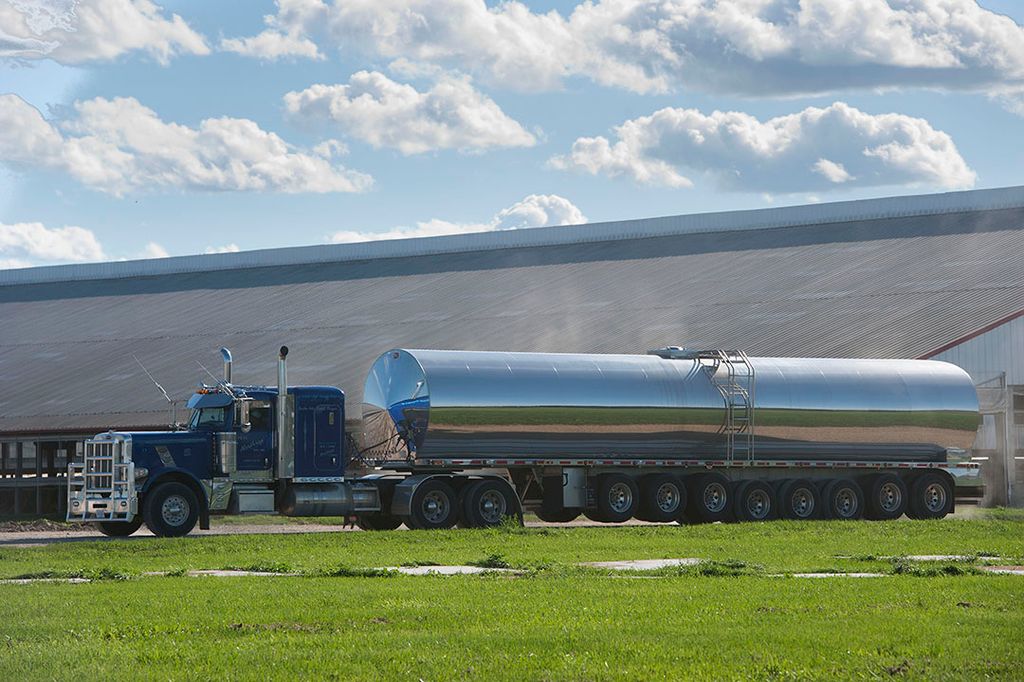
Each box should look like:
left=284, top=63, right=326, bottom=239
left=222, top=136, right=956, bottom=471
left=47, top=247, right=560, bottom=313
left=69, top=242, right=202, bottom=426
left=648, top=347, right=756, bottom=463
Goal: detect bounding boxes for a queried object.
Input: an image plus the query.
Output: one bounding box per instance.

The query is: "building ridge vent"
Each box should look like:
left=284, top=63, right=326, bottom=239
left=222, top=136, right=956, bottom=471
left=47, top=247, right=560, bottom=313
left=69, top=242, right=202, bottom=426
left=3, top=185, right=1023, bottom=287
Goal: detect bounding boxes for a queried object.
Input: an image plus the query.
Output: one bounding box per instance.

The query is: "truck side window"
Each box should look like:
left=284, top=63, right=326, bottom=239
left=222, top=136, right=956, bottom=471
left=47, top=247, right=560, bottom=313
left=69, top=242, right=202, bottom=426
left=249, top=406, right=271, bottom=431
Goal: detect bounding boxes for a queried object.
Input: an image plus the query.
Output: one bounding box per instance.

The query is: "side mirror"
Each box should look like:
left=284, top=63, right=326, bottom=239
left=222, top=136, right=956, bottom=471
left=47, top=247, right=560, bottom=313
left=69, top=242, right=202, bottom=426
left=239, top=401, right=252, bottom=433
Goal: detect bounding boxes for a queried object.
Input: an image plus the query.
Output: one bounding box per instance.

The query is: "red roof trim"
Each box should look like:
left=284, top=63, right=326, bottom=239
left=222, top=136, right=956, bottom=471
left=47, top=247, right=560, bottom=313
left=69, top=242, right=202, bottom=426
left=920, top=307, right=1024, bottom=359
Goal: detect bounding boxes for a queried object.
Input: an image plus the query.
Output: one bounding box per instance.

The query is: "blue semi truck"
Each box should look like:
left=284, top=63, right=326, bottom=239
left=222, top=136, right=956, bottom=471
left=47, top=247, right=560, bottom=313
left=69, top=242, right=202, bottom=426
left=67, top=345, right=983, bottom=536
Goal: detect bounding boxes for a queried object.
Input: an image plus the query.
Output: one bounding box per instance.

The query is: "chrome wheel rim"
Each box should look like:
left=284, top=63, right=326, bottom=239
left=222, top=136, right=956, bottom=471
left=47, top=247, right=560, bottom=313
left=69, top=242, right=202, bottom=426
left=746, top=489, right=771, bottom=519
left=608, top=482, right=634, bottom=514
left=161, top=494, right=190, bottom=527
left=791, top=487, right=814, bottom=518
left=703, top=483, right=727, bottom=513
left=879, top=482, right=903, bottom=512
left=923, top=483, right=947, bottom=513
left=478, top=490, right=506, bottom=524
left=421, top=490, right=450, bottom=524
left=656, top=483, right=680, bottom=514
left=834, top=487, right=858, bottom=517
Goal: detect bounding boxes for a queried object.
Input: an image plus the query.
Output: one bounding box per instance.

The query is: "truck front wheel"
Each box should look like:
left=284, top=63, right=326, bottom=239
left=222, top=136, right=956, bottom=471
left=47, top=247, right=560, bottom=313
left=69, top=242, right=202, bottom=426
left=142, top=482, right=200, bottom=537
left=94, top=517, right=144, bottom=537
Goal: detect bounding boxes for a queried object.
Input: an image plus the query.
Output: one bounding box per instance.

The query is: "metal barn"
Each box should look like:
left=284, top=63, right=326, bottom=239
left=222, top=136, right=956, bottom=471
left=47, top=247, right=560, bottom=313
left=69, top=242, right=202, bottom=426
left=2, top=186, right=1022, bottom=515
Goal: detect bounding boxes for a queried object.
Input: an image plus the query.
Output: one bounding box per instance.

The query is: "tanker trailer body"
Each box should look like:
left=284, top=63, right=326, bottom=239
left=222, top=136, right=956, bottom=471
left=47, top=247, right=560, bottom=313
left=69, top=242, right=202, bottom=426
left=362, top=348, right=981, bottom=524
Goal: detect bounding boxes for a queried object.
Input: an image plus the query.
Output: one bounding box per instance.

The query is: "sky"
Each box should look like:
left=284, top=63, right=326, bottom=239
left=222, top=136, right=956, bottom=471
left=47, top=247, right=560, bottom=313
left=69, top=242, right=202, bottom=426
left=1, top=0, right=1024, bottom=268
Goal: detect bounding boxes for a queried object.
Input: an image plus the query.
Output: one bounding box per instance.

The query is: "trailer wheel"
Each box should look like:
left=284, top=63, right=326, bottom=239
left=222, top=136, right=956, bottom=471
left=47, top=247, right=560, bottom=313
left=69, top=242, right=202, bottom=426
left=637, top=474, right=686, bottom=522
left=685, top=473, right=732, bottom=523
left=461, top=479, right=521, bottom=528
left=908, top=473, right=953, bottom=520
left=734, top=480, right=776, bottom=522
left=94, top=518, right=144, bottom=537
left=355, top=513, right=404, bottom=531
left=778, top=479, right=818, bottom=520
left=142, top=482, right=199, bottom=537
left=822, top=479, right=864, bottom=520
left=864, top=474, right=908, bottom=520
left=595, top=474, right=639, bottom=523
left=407, top=479, right=459, bottom=530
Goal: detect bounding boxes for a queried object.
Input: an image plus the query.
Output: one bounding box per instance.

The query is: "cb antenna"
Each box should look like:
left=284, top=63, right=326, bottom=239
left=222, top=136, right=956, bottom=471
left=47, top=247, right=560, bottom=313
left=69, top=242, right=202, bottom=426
left=133, top=354, right=180, bottom=428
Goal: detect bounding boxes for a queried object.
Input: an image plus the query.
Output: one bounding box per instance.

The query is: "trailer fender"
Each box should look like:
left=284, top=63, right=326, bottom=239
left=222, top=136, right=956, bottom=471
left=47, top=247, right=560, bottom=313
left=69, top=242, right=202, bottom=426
left=390, top=475, right=448, bottom=517
left=141, top=469, right=211, bottom=530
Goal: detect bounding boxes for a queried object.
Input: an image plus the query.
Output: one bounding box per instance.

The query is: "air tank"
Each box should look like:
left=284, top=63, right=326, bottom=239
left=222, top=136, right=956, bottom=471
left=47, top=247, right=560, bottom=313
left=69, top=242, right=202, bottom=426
left=360, top=349, right=980, bottom=463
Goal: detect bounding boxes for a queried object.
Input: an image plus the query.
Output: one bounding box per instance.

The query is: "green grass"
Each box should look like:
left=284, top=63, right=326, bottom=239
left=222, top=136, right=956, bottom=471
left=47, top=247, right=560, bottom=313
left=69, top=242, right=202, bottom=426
left=1, top=519, right=1022, bottom=680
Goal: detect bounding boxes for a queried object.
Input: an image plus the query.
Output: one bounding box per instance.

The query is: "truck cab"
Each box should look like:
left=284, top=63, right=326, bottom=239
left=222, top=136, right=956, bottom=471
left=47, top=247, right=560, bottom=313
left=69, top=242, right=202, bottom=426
left=68, top=347, right=378, bottom=537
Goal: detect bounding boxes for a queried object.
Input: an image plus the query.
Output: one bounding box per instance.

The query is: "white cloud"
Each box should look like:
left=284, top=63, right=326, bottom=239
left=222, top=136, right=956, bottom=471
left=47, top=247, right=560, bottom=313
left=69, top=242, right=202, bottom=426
left=0, top=221, right=105, bottom=268
left=329, top=194, right=585, bottom=243
left=204, top=244, right=240, bottom=254
left=0, top=94, right=373, bottom=195
left=550, top=102, right=976, bottom=192
left=284, top=71, right=535, bottom=154
left=0, top=0, right=209, bottom=65
left=225, top=0, right=1024, bottom=102
left=138, top=241, right=169, bottom=259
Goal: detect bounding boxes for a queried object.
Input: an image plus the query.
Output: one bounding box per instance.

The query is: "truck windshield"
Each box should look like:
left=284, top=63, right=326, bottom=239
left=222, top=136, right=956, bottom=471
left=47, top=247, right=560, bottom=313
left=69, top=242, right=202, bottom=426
left=189, top=407, right=228, bottom=430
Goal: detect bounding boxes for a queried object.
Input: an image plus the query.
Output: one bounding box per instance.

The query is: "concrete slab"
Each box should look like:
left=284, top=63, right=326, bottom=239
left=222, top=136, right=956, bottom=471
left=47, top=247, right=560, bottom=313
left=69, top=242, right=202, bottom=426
left=979, top=566, right=1024, bottom=575
left=578, top=559, right=701, bottom=570
left=387, top=565, right=521, bottom=576
left=788, top=572, right=886, bottom=578
left=186, top=569, right=300, bottom=577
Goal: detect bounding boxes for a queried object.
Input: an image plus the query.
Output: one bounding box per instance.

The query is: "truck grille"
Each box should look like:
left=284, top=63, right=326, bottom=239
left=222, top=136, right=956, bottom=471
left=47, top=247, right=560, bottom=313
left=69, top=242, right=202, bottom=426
left=67, top=434, right=137, bottom=522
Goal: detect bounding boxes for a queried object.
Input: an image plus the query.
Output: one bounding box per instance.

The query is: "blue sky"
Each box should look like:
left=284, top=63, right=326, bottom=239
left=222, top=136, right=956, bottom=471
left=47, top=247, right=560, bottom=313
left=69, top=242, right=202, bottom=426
left=1, top=0, right=1023, bottom=267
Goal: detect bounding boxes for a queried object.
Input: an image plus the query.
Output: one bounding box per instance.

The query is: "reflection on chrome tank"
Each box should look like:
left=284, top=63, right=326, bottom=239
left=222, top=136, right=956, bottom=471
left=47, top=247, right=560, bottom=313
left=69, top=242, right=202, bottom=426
left=361, top=349, right=980, bottom=463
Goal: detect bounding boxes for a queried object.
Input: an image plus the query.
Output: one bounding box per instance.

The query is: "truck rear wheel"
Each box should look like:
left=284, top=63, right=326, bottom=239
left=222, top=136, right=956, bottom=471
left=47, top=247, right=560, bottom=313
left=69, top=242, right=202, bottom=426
left=734, top=480, right=776, bottom=522
left=142, top=482, right=199, bottom=537
left=822, top=479, right=864, bottom=520
left=94, top=518, right=144, bottom=537
left=356, top=513, right=404, bottom=531
left=637, top=474, right=686, bottom=522
left=778, top=479, right=818, bottom=520
left=407, top=479, right=459, bottom=530
left=864, top=474, right=908, bottom=520
left=594, top=474, right=639, bottom=523
left=461, top=479, right=520, bottom=528
left=684, top=473, right=732, bottom=523
left=908, top=473, right=953, bottom=520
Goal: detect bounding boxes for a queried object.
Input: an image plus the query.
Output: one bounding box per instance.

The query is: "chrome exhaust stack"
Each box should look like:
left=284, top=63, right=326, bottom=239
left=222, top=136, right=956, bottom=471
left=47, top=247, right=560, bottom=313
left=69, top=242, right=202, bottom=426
left=276, top=346, right=294, bottom=478
left=220, top=347, right=233, bottom=384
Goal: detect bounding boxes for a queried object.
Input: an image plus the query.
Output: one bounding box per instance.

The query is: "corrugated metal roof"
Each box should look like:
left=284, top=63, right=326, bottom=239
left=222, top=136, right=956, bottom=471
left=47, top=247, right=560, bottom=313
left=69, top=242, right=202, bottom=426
left=2, top=187, right=1023, bottom=434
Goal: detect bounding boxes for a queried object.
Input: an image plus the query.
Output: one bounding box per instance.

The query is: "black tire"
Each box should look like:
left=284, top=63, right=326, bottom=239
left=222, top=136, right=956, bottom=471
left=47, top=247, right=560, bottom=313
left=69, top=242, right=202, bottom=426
left=355, top=513, right=404, bottom=531
left=594, top=474, right=639, bottom=523
left=534, top=508, right=581, bottom=523
left=685, top=473, right=732, bottom=523
left=142, top=482, right=200, bottom=537
left=864, top=473, right=908, bottom=520
left=822, top=478, right=864, bottom=520
left=461, top=479, right=520, bottom=528
left=407, top=479, right=458, bottom=530
left=778, top=479, right=819, bottom=520
left=94, top=517, right=144, bottom=537
left=908, top=472, right=953, bottom=520
left=637, top=474, right=686, bottom=522
left=582, top=509, right=607, bottom=523
left=733, top=480, right=777, bottom=522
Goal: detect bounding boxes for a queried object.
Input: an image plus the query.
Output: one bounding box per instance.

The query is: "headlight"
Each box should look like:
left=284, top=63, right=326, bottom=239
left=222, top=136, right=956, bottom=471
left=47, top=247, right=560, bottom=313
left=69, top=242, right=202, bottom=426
left=135, top=467, right=149, bottom=479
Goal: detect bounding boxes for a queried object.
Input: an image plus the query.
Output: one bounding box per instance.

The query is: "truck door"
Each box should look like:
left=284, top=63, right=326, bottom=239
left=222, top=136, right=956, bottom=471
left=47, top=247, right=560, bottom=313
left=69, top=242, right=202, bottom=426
left=294, top=395, right=344, bottom=478
left=237, top=401, right=273, bottom=471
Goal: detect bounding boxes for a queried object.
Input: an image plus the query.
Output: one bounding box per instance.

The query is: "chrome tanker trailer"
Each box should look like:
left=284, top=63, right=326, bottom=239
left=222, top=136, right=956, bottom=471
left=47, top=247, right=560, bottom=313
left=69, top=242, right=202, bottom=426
left=68, top=345, right=982, bottom=536
left=360, top=347, right=981, bottom=526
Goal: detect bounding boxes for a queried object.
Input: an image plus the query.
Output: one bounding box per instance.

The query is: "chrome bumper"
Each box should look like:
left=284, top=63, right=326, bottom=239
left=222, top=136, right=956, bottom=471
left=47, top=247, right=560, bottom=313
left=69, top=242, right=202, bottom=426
left=67, top=433, right=138, bottom=523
